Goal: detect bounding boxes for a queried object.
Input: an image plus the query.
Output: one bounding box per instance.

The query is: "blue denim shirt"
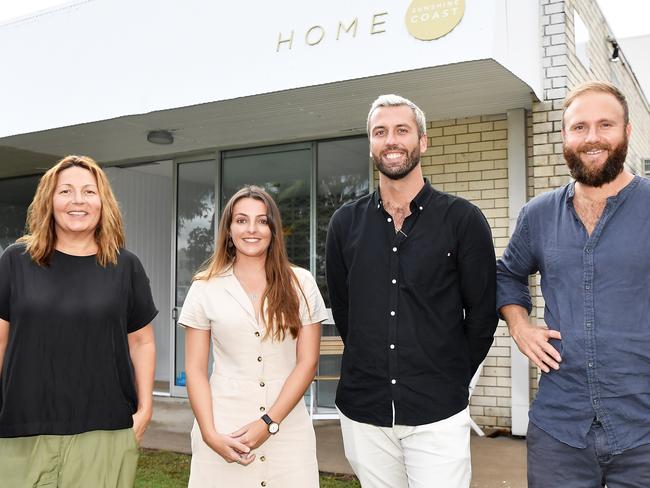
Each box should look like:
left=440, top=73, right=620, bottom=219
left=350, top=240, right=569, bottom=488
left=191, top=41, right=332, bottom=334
left=497, top=176, right=650, bottom=453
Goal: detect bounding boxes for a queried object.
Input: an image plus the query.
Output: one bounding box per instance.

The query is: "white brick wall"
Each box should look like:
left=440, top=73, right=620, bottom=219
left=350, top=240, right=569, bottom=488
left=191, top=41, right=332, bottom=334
left=373, top=114, right=513, bottom=430
left=527, top=0, right=650, bottom=410
left=424, top=114, right=513, bottom=429
left=371, top=0, right=650, bottom=432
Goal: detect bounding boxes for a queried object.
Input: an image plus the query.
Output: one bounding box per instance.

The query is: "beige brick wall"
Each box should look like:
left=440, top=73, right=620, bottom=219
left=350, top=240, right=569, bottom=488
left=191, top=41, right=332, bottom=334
left=423, top=114, right=513, bottom=430
left=526, top=110, right=542, bottom=399
left=372, top=114, right=514, bottom=430
left=529, top=0, right=650, bottom=407
left=369, top=0, right=650, bottom=432
left=465, top=0, right=650, bottom=428
left=565, top=0, right=650, bottom=172
left=534, top=0, right=650, bottom=196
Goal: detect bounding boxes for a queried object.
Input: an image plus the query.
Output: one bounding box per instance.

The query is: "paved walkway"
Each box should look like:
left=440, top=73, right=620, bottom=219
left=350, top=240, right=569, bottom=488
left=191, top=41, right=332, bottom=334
left=142, top=397, right=527, bottom=488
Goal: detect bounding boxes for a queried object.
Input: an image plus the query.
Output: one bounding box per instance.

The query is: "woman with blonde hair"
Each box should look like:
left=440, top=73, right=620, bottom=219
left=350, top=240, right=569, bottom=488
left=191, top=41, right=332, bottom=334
left=180, top=185, right=327, bottom=487
left=0, top=155, right=157, bottom=487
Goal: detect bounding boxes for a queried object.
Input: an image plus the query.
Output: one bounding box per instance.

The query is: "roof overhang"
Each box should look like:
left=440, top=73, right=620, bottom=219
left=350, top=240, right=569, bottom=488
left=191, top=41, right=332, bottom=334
left=0, top=59, right=535, bottom=177
left=1, top=0, right=541, bottom=177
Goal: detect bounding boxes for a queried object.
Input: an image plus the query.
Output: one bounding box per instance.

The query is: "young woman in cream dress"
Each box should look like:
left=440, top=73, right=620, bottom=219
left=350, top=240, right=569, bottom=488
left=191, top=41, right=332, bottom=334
left=180, top=185, right=327, bottom=487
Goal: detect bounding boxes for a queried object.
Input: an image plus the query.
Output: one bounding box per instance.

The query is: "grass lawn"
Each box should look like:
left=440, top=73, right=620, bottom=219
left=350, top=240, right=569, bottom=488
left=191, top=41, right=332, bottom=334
left=135, top=449, right=189, bottom=488
left=136, top=449, right=360, bottom=488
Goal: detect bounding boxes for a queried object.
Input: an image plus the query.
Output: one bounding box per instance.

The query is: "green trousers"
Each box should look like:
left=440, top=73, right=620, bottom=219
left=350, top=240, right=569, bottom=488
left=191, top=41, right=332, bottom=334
left=0, top=429, right=139, bottom=488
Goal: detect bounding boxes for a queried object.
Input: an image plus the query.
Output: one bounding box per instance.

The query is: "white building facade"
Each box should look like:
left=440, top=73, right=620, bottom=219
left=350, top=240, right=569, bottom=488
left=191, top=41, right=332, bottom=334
left=1, top=0, right=648, bottom=433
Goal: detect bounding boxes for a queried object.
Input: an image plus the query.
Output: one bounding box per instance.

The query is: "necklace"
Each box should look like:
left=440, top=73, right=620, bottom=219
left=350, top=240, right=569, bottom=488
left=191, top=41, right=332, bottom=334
left=233, top=267, right=264, bottom=305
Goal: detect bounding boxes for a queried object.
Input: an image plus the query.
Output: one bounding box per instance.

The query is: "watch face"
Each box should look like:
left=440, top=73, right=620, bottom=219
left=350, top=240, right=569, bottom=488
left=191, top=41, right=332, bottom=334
left=269, top=422, right=279, bottom=434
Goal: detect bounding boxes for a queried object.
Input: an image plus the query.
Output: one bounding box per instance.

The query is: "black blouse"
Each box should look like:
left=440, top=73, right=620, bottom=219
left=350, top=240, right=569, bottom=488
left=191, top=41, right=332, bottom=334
left=0, top=244, right=157, bottom=437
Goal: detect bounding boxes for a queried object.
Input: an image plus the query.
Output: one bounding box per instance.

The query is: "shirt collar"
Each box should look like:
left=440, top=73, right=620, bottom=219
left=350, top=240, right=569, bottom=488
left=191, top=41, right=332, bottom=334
left=372, top=178, right=434, bottom=213
left=566, top=180, right=575, bottom=202
left=565, top=175, right=640, bottom=205
left=219, top=264, right=235, bottom=276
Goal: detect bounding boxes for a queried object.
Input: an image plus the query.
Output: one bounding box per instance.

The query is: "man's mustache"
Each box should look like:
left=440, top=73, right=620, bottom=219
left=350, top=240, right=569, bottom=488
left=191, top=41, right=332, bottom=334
left=577, top=142, right=610, bottom=152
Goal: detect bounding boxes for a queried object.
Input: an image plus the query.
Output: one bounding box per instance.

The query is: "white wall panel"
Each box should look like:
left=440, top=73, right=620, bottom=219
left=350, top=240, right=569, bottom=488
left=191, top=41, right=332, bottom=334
left=106, top=162, right=173, bottom=383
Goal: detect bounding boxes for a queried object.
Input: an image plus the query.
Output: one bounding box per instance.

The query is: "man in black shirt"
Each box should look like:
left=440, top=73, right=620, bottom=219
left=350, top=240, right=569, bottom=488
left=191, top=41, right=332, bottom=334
left=326, top=95, right=497, bottom=487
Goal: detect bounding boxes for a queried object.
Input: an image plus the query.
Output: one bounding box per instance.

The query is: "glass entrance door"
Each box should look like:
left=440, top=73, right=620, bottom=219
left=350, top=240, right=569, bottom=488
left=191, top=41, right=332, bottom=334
left=169, top=137, right=369, bottom=399
left=171, top=160, right=217, bottom=397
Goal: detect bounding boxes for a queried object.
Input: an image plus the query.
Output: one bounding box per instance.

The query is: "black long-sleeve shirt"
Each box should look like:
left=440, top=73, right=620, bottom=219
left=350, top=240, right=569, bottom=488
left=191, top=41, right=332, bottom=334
left=326, top=180, right=498, bottom=427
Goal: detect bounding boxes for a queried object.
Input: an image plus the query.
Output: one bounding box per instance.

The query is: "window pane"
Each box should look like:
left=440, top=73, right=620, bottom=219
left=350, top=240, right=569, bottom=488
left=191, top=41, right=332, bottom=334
left=175, top=160, right=217, bottom=387
left=316, top=137, right=370, bottom=325
left=0, top=175, right=40, bottom=251
left=222, top=146, right=312, bottom=270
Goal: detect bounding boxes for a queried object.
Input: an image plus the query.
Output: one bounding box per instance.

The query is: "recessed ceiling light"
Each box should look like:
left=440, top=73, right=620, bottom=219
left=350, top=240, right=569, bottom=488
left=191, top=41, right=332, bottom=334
left=147, top=130, right=174, bottom=145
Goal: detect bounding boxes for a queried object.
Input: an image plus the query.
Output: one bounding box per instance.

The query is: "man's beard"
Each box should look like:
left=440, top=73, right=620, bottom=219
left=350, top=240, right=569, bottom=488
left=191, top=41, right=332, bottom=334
left=372, top=145, right=421, bottom=180
left=564, top=135, right=628, bottom=187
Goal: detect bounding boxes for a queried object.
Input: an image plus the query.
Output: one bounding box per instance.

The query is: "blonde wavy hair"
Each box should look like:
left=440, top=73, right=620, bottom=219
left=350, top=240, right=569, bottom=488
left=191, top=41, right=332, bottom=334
left=18, top=155, right=125, bottom=267
left=194, top=185, right=308, bottom=340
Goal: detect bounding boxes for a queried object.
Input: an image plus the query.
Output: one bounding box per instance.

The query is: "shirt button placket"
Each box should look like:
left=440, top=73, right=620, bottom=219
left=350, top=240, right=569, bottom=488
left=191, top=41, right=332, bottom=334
left=583, top=242, right=599, bottom=417
left=388, top=231, right=401, bottom=408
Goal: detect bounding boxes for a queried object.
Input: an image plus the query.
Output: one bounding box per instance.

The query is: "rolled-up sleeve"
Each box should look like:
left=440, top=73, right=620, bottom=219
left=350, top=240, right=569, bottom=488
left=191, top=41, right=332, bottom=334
left=179, top=281, right=211, bottom=330
left=296, top=268, right=329, bottom=326
left=496, top=205, right=537, bottom=316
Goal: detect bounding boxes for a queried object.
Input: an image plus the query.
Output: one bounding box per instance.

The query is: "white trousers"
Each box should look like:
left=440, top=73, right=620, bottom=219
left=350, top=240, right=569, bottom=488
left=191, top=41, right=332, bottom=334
left=339, top=407, right=471, bottom=488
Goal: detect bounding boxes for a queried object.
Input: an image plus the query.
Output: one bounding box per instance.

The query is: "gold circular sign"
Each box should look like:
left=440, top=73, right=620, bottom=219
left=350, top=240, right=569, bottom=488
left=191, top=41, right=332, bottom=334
left=405, top=0, right=465, bottom=41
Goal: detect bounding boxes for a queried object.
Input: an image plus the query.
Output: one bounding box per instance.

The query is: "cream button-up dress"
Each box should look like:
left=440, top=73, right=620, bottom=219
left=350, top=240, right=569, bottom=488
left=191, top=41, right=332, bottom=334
left=179, top=266, right=328, bottom=488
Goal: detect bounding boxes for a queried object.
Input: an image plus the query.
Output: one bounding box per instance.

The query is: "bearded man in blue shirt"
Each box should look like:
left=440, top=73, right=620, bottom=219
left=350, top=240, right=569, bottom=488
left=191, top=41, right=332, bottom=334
left=498, top=81, right=650, bottom=487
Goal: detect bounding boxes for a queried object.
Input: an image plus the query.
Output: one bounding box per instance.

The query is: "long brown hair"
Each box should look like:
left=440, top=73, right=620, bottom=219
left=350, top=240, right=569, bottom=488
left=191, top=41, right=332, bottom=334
left=195, top=185, right=307, bottom=340
left=18, top=155, right=125, bottom=266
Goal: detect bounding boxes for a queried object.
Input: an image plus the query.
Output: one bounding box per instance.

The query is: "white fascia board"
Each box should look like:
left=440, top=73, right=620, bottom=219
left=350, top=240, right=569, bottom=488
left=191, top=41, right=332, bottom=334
left=1, top=0, right=541, bottom=138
